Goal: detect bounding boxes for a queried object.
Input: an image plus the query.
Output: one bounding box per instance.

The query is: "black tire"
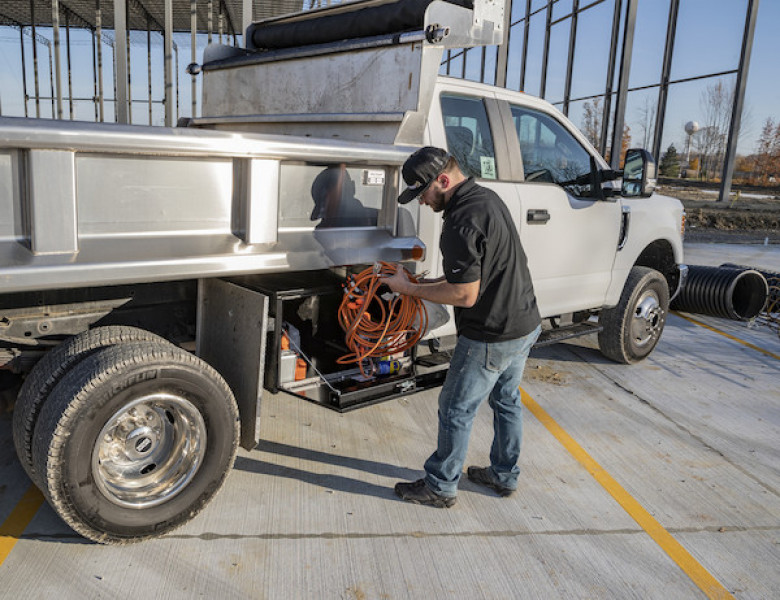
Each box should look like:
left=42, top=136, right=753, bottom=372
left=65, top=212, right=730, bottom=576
left=32, top=341, right=239, bottom=544
left=13, top=326, right=166, bottom=486
left=598, top=266, right=670, bottom=364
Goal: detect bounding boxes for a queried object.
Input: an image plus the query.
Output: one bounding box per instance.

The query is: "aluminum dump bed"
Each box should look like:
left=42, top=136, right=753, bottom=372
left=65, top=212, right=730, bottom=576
left=0, top=117, right=422, bottom=294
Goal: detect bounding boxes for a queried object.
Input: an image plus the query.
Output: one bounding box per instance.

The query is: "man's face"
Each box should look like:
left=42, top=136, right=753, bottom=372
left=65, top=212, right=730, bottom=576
left=419, top=178, right=446, bottom=212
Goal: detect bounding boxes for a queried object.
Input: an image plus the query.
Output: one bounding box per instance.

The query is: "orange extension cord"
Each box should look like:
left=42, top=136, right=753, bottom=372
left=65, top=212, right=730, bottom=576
left=337, top=261, right=428, bottom=377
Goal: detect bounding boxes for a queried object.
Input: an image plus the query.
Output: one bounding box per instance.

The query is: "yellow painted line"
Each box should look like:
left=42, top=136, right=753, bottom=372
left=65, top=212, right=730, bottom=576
left=0, top=485, right=44, bottom=566
left=672, top=311, right=780, bottom=361
left=522, top=389, right=734, bottom=600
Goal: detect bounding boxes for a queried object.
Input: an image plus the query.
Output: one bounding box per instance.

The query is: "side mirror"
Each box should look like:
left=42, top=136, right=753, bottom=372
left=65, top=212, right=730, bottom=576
left=621, top=148, right=657, bottom=198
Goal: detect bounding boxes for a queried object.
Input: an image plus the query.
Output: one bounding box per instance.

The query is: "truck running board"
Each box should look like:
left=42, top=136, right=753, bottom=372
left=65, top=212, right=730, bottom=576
left=535, top=322, right=603, bottom=347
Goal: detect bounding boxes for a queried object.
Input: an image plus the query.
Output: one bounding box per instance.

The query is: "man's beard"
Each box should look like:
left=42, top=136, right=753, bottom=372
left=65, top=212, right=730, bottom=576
left=430, top=190, right=446, bottom=212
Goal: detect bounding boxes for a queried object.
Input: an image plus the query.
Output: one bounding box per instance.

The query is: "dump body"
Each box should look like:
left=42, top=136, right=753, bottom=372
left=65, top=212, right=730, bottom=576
left=0, top=117, right=422, bottom=294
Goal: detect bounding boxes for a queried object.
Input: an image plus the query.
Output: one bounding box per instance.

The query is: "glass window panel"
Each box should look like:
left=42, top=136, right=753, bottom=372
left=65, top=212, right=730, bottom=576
left=553, top=0, right=574, bottom=21
left=544, top=22, right=570, bottom=103
left=567, top=96, right=607, bottom=152
left=660, top=74, right=737, bottom=181
left=570, top=0, right=614, bottom=100
left=441, top=94, right=498, bottom=180
left=523, top=13, right=546, bottom=96
left=483, top=46, right=498, bottom=86
left=506, top=23, right=526, bottom=91
left=440, top=50, right=464, bottom=77
left=628, top=0, right=670, bottom=88
left=742, top=0, right=780, bottom=159
left=511, top=0, right=529, bottom=23
left=531, top=0, right=549, bottom=13
left=670, top=0, right=747, bottom=81
left=464, top=47, right=484, bottom=83
left=624, top=89, right=659, bottom=152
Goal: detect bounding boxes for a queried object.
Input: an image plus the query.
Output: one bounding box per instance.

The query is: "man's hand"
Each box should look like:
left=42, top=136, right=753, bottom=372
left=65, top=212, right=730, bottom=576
left=383, top=263, right=412, bottom=295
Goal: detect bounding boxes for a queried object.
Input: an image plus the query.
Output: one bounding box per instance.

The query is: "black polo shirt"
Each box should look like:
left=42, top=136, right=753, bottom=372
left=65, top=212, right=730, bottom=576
left=441, top=178, right=540, bottom=342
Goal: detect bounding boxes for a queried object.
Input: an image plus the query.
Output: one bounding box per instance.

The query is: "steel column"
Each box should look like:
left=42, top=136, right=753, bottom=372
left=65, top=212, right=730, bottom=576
left=208, top=0, right=213, bottom=44
left=164, top=0, right=174, bottom=126
left=243, top=0, right=252, bottom=45
left=48, top=45, right=54, bottom=117
left=114, top=0, right=129, bottom=123
left=91, top=24, right=98, bottom=120
left=147, top=16, right=153, bottom=125
left=19, top=26, right=28, bottom=117
left=219, top=1, right=224, bottom=43
left=31, top=0, right=41, bottom=117
left=609, top=0, right=637, bottom=168
left=652, top=0, right=679, bottom=163
left=495, top=0, right=512, bottom=88
left=191, top=0, right=198, bottom=118
left=64, top=9, right=73, bottom=119
left=540, top=1, right=552, bottom=98
left=175, top=45, right=180, bottom=121
left=96, top=0, right=104, bottom=122
left=52, top=0, right=63, bottom=119
left=562, top=0, right=580, bottom=116
left=126, top=2, right=132, bottom=123
left=520, top=0, right=531, bottom=90
left=719, top=0, right=760, bottom=202
left=599, top=0, right=622, bottom=156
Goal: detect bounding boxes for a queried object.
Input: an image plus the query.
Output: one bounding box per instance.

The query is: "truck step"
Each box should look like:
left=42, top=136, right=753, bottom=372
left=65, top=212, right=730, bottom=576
left=535, top=322, right=602, bottom=347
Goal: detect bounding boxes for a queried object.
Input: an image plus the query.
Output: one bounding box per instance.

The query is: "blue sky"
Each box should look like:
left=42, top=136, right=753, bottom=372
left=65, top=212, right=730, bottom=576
left=0, top=0, right=777, bottom=156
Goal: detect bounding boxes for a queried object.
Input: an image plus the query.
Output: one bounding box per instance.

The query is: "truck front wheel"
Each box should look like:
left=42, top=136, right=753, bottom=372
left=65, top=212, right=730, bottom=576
left=32, top=341, right=239, bottom=544
left=598, top=266, right=669, bottom=364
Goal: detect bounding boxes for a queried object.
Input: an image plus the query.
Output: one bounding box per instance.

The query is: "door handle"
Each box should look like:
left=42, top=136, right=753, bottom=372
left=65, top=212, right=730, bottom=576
left=527, top=209, right=550, bottom=224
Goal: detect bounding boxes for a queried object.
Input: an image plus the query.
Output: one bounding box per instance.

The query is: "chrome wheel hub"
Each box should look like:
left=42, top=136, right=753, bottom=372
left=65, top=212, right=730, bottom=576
left=93, top=392, right=206, bottom=509
left=630, top=290, right=663, bottom=348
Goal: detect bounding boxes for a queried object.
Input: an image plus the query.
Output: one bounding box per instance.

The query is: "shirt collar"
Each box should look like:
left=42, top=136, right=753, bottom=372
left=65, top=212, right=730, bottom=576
left=443, top=177, right=477, bottom=218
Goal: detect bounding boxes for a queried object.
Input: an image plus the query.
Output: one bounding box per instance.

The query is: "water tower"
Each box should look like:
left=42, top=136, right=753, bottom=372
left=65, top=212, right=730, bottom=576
left=684, top=121, right=699, bottom=165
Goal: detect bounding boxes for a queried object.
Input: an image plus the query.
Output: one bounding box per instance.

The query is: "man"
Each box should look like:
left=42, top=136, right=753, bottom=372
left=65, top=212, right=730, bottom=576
left=384, top=146, right=541, bottom=508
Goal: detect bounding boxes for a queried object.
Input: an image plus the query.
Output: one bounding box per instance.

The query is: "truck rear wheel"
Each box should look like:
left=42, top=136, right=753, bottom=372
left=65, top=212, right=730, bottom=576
left=32, top=341, right=239, bottom=544
left=598, top=266, right=669, bottom=364
left=13, top=326, right=165, bottom=486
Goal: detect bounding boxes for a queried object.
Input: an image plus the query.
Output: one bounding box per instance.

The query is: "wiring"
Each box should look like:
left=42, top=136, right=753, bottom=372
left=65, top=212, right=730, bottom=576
left=337, top=261, right=427, bottom=377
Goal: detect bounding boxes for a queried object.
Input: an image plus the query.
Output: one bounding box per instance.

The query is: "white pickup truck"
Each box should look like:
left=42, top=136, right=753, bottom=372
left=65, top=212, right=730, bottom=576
left=0, top=0, right=685, bottom=543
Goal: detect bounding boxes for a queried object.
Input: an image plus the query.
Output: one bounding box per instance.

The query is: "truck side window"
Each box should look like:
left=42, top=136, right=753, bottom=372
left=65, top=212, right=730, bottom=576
left=440, top=94, right=497, bottom=180
left=510, top=105, right=592, bottom=194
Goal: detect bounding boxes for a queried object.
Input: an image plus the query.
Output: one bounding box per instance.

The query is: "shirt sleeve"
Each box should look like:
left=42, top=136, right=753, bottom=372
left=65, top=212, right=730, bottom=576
left=441, top=224, right=483, bottom=284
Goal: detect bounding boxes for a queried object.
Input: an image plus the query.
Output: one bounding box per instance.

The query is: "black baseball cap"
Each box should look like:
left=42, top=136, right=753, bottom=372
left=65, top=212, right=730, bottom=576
left=398, top=146, right=451, bottom=205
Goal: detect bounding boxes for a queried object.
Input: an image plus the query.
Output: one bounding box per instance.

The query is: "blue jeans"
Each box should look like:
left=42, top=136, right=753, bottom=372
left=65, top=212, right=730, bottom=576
left=423, top=325, right=541, bottom=497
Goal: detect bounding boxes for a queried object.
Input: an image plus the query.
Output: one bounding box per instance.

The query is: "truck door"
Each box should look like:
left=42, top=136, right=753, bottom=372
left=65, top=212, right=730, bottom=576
left=427, top=91, right=528, bottom=282
left=501, top=102, right=622, bottom=317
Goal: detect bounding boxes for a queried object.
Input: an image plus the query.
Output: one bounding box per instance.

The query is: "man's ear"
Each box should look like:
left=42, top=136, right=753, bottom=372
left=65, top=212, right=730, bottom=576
left=437, top=173, right=450, bottom=189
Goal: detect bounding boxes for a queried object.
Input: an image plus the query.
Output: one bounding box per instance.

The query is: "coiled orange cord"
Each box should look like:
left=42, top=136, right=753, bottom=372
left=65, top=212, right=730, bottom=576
left=337, top=261, right=427, bottom=377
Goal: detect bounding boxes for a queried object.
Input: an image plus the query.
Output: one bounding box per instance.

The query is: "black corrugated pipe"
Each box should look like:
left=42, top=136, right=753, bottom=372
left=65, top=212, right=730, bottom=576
left=720, top=263, right=779, bottom=308
left=671, top=265, right=768, bottom=321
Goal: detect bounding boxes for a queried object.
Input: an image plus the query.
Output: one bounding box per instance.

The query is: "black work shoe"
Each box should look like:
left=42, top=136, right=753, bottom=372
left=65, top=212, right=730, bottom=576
left=467, top=466, right=515, bottom=497
left=394, top=479, right=456, bottom=508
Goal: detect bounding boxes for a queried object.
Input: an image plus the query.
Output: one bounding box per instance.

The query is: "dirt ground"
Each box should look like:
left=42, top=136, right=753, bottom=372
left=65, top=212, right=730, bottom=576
left=657, top=185, right=780, bottom=244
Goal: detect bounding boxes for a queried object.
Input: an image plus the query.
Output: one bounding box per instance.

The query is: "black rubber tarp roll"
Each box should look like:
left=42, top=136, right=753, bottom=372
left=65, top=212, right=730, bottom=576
left=671, top=266, right=768, bottom=320
left=248, top=0, right=473, bottom=50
